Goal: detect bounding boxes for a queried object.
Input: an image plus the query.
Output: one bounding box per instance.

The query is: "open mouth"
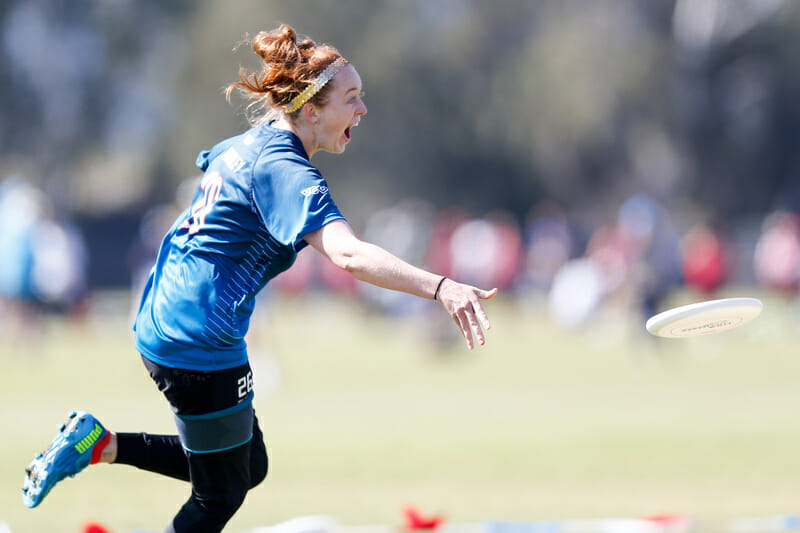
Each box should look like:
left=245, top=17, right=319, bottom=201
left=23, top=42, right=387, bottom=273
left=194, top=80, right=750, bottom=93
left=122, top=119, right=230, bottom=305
left=344, top=127, right=352, bottom=141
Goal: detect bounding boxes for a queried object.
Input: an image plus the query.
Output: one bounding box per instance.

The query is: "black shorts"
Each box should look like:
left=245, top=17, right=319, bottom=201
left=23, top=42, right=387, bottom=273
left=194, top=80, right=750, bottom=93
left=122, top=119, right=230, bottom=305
left=141, top=356, right=253, bottom=416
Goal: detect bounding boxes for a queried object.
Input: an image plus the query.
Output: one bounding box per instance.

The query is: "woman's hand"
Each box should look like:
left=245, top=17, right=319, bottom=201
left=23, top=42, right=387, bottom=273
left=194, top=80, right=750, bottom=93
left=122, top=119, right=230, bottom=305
left=435, top=278, right=498, bottom=349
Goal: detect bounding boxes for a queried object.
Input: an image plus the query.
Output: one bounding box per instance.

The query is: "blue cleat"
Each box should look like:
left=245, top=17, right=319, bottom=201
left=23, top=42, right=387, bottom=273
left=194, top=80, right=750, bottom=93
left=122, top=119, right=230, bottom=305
left=22, top=411, right=108, bottom=508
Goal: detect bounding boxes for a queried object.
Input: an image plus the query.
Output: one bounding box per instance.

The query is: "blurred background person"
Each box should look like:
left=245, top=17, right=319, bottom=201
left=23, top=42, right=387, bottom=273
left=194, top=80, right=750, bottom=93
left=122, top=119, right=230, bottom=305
left=0, top=176, right=44, bottom=340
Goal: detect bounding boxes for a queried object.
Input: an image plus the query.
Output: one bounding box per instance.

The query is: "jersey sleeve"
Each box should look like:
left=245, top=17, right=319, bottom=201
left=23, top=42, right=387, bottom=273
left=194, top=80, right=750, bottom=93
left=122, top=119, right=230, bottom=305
left=251, top=156, right=345, bottom=248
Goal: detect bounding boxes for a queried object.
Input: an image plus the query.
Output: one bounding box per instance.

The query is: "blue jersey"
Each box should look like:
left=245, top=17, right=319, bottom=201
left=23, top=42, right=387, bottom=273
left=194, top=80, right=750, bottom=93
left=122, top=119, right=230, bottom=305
left=134, top=124, right=345, bottom=371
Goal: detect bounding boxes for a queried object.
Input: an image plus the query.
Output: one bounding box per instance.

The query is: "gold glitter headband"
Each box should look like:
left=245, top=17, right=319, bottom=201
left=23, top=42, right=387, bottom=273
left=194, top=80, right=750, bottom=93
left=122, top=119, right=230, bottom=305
left=284, top=57, right=349, bottom=114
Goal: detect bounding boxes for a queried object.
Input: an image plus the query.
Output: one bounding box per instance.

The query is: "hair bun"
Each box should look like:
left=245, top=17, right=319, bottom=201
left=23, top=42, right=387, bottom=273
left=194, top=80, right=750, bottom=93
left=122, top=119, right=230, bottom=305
left=250, top=24, right=299, bottom=61
left=277, top=24, right=297, bottom=44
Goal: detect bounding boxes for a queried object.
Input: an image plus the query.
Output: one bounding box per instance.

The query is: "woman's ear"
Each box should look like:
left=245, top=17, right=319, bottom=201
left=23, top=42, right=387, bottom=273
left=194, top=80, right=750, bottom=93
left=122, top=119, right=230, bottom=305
left=302, top=103, right=320, bottom=124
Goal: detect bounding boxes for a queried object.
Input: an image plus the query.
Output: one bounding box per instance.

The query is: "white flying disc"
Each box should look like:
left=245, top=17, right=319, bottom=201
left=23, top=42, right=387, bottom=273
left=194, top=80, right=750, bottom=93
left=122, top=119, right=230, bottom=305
left=646, top=297, right=763, bottom=338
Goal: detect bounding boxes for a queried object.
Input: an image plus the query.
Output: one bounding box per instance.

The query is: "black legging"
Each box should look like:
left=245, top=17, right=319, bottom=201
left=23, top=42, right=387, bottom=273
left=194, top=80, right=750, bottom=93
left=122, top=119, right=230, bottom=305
left=113, top=356, right=268, bottom=533
left=114, top=420, right=268, bottom=532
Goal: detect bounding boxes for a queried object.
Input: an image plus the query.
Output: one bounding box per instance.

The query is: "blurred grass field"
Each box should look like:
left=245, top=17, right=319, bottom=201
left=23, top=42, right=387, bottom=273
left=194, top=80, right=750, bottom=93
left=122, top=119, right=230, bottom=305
left=2, top=290, right=800, bottom=532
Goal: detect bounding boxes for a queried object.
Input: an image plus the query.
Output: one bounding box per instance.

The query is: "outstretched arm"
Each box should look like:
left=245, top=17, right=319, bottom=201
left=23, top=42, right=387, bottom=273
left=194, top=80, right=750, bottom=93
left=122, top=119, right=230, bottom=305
left=304, top=220, right=498, bottom=349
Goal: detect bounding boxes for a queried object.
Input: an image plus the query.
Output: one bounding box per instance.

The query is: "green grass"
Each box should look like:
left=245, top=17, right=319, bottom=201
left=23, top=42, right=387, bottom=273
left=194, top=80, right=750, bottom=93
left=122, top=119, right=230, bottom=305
left=2, top=290, right=800, bottom=532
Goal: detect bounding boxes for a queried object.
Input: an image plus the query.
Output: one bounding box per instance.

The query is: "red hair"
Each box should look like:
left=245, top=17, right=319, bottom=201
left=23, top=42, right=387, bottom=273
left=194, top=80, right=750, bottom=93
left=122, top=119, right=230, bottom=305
left=226, top=25, right=344, bottom=123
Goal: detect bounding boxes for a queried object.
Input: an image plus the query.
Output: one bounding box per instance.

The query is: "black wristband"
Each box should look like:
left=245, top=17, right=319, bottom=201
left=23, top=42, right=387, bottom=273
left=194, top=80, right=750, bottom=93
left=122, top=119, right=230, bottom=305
left=433, top=276, right=447, bottom=301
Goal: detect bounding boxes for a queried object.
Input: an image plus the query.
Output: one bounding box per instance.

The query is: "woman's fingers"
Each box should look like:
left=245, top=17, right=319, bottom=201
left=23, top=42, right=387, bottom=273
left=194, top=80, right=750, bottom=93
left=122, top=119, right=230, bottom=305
left=453, top=301, right=490, bottom=349
left=473, top=299, right=492, bottom=332
left=479, top=287, right=499, bottom=300
left=466, top=304, right=486, bottom=347
left=452, top=311, right=474, bottom=350
left=442, top=282, right=497, bottom=349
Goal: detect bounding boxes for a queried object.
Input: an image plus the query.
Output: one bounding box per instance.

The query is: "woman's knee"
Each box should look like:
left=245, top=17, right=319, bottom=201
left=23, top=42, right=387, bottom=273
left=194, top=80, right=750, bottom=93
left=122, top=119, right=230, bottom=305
left=170, top=488, right=247, bottom=532
left=249, top=442, right=268, bottom=488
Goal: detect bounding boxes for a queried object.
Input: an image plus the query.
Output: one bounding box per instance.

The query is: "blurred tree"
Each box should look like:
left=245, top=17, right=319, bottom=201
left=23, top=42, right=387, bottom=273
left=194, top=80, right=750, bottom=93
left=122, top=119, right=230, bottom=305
left=3, top=0, right=800, bottom=288
left=0, top=0, right=196, bottom=212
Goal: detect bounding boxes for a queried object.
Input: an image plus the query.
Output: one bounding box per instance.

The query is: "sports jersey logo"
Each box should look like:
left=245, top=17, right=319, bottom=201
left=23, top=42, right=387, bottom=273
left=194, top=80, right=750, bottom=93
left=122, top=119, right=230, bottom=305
left=301, top=185, right=329, bottom=197
left=221, top=147, right=245, bottom=172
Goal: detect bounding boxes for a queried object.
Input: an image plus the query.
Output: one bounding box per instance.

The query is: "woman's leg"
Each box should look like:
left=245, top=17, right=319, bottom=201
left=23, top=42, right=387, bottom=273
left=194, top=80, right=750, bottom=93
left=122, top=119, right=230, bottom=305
left=167, top=440, right=253, bottom=532
left=114, top=432, right=190, bottom=481
left=112, top=412, right=267, bottom=486
left=140, top=356, right=268, bottom=533
left=21, top=359, right=268, bottom=518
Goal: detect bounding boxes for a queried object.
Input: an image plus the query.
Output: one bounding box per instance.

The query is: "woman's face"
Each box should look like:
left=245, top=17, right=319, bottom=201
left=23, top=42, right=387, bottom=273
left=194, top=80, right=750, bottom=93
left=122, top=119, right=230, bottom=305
left=314, top=65, right=367, bottom=154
